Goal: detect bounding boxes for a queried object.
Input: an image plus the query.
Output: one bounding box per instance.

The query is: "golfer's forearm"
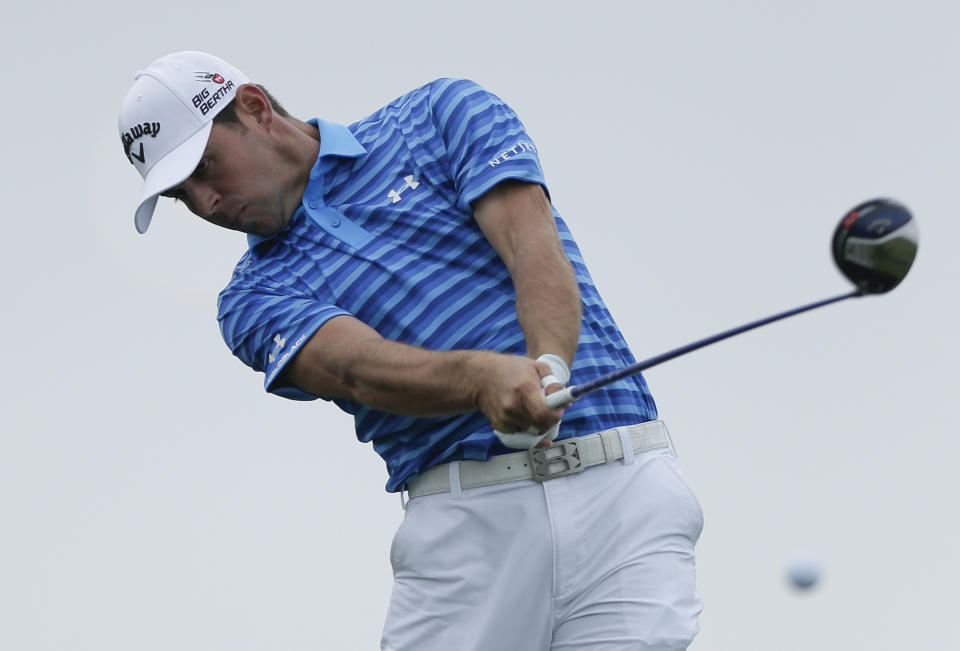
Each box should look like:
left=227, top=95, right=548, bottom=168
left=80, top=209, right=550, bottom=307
left=283, top=324, right=487, bottom=416
left=512, top=238, right=581, bottom=366
left=473, top=181, right=581, bottom=366
left=328, top=340, right=486, bottom=416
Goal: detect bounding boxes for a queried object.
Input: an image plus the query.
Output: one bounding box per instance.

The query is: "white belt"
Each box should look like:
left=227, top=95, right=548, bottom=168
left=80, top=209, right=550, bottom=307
left=405, top=421, right=671, bottom=499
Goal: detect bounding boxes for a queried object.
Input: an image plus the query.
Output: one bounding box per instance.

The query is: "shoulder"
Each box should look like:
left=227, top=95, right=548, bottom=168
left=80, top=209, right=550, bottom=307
left=347, top=79, right=516, bottom=153
left=218, top=242, right=298, bottom=307
left=393, top=78, right=490, bottom=106
left=354, top=79, right=495, bottom=125
left=426, top=78, right=500, bottom=109
left=426, top=79, right=520, bottom=131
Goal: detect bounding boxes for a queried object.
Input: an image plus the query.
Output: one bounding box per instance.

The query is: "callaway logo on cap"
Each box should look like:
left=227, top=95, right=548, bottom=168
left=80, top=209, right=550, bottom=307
left=118, top=51, right=250, bottom=234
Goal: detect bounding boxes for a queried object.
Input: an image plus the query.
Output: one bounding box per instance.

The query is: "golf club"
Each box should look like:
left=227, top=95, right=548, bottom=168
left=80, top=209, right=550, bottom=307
left=546, top=198, right=918, bottom=409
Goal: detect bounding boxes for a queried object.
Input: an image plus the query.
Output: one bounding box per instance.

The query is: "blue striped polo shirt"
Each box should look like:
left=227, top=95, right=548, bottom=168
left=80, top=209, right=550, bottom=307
left=217, top=78, right=657, bottom=492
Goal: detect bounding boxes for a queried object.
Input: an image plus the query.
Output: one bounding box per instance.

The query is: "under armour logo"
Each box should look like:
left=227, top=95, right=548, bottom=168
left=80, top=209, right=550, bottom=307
left=387, top=175, right=420, bottom=203
left=268, top=334, right=287, bottom=364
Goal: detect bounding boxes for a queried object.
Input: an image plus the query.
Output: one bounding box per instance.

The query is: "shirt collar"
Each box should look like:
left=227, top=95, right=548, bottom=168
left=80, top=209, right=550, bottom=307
left=246, top=118, right=366, bottom=249
left=310, top=117, right=367, bottom=160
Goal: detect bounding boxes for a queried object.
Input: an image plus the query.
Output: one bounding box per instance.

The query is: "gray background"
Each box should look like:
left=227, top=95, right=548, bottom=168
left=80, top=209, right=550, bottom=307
left=3, top=1, right=956, bottom=649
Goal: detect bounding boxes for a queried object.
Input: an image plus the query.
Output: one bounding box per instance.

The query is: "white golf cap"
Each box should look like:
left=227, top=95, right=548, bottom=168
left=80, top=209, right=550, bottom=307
left=118, top=51, right=250, bottom=233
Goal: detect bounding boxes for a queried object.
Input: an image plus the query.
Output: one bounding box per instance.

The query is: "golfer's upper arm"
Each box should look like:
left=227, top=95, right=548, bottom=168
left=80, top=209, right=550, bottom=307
left=279, top=314, right=383, bottom=399
left=472, top=180, right=558, bottom=271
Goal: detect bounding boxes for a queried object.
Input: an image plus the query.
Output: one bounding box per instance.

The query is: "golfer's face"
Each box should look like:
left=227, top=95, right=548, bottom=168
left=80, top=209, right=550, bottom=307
left=161, top=123, right=294, bottom=236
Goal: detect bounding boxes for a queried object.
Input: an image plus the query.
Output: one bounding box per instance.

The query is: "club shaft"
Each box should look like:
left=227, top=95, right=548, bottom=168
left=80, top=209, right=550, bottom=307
left=547, top=290, right=862, bottom=409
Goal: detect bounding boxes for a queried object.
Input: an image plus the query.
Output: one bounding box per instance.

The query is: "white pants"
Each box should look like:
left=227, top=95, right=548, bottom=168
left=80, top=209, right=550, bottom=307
left=381, top=445, right=703, bottom=650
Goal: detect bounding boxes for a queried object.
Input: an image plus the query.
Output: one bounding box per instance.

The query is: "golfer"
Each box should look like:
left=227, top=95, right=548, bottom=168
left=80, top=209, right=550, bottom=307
left=119, top=50, right=703, bottom=650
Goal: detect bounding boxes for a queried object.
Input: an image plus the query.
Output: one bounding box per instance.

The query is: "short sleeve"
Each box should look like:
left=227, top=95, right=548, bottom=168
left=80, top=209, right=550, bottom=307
left=217, top=281, right=351, bottom=401
left=429, top=79, right=548, bottom=211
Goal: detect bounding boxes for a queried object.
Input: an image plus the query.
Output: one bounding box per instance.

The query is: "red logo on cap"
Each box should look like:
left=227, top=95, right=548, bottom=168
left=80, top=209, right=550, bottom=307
left=212, top=74, right=225, bottom=84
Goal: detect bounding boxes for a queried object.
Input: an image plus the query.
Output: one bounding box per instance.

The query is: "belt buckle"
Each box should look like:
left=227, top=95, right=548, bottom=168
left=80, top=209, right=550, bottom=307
left=528, top=440, right=584, bottom=482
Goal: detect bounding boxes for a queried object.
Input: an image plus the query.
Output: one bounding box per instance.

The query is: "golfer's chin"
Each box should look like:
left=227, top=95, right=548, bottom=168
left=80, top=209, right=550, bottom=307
left=237, top=212, right=292, bottom=237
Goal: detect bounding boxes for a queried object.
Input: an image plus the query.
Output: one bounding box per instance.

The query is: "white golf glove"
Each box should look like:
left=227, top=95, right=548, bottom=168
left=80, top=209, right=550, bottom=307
left=494, top=354, right=571, bottom=449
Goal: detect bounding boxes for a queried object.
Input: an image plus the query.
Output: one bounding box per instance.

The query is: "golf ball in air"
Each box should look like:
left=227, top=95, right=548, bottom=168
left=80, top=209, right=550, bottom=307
left=787, top=558, right=821, bottom=590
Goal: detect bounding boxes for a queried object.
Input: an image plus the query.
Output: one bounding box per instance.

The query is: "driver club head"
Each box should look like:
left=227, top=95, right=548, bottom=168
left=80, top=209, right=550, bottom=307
left=832, top=199, right=918, bottom=294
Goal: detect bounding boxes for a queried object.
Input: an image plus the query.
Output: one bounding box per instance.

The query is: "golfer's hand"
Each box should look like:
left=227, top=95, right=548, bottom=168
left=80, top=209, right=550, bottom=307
left=471, top=352, right=564, bottom=449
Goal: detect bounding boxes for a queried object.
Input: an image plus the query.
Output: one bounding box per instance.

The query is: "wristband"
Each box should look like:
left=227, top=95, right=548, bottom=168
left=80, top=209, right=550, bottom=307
left=536, top=354, right=571, bottom=386
left=540, top=374, right=562, bottom=389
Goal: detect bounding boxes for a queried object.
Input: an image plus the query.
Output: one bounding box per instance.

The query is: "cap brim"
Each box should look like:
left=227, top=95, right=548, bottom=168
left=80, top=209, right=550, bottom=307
left=133, top=121, right=213, bottom=234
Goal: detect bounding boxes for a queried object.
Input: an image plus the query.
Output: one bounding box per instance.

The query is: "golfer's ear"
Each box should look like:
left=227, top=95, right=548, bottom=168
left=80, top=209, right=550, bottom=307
left=234, top=84, right=274, bottom=128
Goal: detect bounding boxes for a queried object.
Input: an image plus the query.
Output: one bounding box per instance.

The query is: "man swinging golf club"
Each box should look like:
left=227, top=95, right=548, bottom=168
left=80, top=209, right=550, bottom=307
left=119, top=50, right=703, bottom=650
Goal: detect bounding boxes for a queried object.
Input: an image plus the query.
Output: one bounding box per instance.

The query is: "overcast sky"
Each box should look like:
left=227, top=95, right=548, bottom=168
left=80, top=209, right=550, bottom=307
left=3, top=1, right=957, bottom=649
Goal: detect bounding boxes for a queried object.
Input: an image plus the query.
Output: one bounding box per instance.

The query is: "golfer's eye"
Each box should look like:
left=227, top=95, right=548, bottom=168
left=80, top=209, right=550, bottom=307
left=161, top=189, right=184, bottom=204
left=193, top=158, right=211, bottom=178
